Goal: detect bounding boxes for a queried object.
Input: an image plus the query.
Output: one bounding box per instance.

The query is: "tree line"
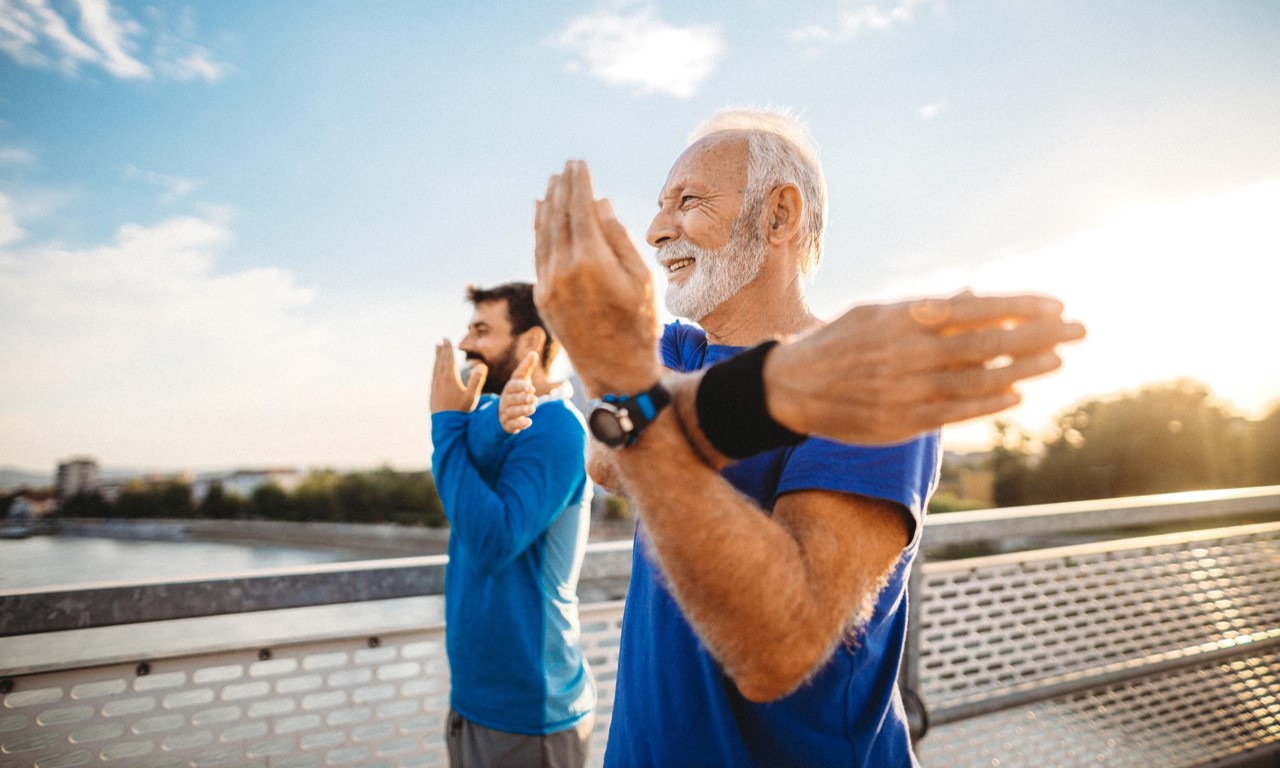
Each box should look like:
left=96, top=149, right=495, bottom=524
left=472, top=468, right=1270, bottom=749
left=990, top=378, right=1280, bottom=506
left=5, top=378, right=1278, bottom=524
left=55, top=467, right=447, bottom=527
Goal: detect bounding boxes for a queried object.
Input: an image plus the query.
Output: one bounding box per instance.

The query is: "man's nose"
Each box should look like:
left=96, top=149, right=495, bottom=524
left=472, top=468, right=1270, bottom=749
left=647, top=210, right=677, bottom=248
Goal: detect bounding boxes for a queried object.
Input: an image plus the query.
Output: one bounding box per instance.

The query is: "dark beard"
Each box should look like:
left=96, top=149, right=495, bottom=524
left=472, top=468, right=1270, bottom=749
left=469, top=347, right=518, bottom=395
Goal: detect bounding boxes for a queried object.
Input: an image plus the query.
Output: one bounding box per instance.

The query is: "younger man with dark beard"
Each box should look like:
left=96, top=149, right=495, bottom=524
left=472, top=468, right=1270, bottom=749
left=429, top=282, right=595, bottom=768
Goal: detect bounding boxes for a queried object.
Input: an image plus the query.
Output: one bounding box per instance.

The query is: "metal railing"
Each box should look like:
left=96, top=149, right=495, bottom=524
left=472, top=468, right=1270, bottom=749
left=907, top=485, right=1280, bottom=768
left=2, top=487, right=1278, bottom=767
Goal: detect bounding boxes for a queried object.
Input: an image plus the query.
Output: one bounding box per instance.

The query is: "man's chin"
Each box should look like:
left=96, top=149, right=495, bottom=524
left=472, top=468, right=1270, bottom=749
left=665, top=287, right=714, bottom=322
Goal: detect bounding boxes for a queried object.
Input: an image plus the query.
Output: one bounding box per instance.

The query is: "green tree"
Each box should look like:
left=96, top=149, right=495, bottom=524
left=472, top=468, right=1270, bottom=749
left=1024, top=379, right=1237, bottom=503
left=989, top=420, right=1033, bottom=507
left=292, top=469, right=342, bottom=522
left=58, top=491, right=110, bottom=518
left=114, top=480, right=193, bottom=519
left=198, top=482, right=244, bottom=520
left=250, top=483, right=292, bottom=520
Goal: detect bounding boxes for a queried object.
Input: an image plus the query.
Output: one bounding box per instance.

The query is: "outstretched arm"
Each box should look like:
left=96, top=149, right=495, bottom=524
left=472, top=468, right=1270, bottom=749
left=532, top=161, right=1084, bottom=456
left=619, top=405, right=913, bottom=700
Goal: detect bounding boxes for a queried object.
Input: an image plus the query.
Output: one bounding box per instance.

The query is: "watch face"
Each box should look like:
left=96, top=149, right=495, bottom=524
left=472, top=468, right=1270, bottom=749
left=589, top=408, right=628, bottom=447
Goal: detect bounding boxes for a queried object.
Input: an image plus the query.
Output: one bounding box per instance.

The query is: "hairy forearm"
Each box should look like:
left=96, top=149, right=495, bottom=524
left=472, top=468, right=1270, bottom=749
left=663, top=371, right=734, bottom=470
left=615, top=409, right=905, bottom=701
left=586, top=440, right=628, bottom=495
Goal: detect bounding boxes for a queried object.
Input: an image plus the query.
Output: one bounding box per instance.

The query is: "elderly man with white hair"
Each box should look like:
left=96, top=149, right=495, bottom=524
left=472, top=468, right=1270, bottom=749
left=521, top=108, right=1084, bottom=767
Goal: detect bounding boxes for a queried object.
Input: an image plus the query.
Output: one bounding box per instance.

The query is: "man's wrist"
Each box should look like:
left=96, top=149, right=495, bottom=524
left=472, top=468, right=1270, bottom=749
left=578, top=362, right=662, bottom=400
left=587, top=380, right=669, bottom=449
left=760, top=340, right=806, bottom=435
left=694, top=340, right=805, bottom=460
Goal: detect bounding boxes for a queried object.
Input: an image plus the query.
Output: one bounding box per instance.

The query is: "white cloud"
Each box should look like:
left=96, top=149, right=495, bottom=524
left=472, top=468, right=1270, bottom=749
left=0, top=0, right=100, bottom=73
left=125, top=164, right=200, bottom=203
left=0, top=193, right=25, bottom=245
left=0, top=205, right=339, bottom=468
left=918, top=101, right=944, bottom=119
left=0, top=146, right=36, bottom=165
left=792, top=0, right=931, bottom=43
left=553, top=7, right=723, bottom=98
left=148, top=5, right=225, bottom=83
left=74, top=0, right=148, bottom=78
left=872, top=180, right=1280, bottom=445
left=0, top=0, right=225, bottom=82
left=158, top=47, right=222, bottom=82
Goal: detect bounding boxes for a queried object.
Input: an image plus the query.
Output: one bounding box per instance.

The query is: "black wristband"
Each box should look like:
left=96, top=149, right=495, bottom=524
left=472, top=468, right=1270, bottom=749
left=695, top=340, right=805, bottom=460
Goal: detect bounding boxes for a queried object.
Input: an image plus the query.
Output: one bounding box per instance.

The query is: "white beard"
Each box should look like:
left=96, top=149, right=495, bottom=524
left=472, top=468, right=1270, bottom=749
left=659, top=227, right=767, bottom=322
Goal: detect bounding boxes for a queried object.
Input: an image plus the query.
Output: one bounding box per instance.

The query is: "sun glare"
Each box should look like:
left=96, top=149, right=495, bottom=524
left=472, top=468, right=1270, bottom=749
left=876, top=180, right=1280, bottom=449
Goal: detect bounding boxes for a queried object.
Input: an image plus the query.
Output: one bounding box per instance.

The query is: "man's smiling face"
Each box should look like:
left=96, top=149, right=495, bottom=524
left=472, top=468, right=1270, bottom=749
left=647, top=135, right=766, bottom=321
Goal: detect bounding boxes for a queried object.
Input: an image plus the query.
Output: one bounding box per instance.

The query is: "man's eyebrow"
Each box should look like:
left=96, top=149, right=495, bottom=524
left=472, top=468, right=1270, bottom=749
left=657, top=182, right=687, bottom=208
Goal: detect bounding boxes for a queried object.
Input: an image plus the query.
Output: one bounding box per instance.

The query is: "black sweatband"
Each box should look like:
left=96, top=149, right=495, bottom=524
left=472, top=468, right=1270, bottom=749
left=695, top=340, right=805, bottom=460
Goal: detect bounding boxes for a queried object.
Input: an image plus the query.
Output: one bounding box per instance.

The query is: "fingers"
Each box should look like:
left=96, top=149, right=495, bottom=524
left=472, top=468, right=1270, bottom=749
left=499, top=374, right=537, bottom=433
left=565, top=160, right=607, bottom=259
left=929, top=318, right=1085, bottom=369
left=596, top=198, right=650, bottom=283
left=512, top=349, right=539, bottom=383
left=549, top=166, right=573, bottom=270
left=909, top=392, right=1025, bottom=433
left=464, top=363, right=487, bottom=401
left=534, top=175, right=558, bottom=285
left=433, top=339, right=457, bottom=382
left=927, top=351, right=1063, bottom=399
left=930, top=292, right=1068, bottom=330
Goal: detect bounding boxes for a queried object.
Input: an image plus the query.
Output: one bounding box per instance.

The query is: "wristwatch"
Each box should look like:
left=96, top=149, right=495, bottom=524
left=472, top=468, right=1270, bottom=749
left=587, top=382, right=671, bottom=448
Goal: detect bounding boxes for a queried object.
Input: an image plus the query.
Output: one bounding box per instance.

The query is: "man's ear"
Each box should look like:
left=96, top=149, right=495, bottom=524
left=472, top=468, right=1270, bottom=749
left=518, top=326, right=548, bottom=364
left=764, top=184, right=804, bottom=248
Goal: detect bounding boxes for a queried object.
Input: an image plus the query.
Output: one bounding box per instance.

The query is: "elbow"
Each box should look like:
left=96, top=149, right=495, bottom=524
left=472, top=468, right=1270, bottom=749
left=587, top=443, right=626, bottom=493
left=461, top=531, right=522, bottom=577
left=727, top=636, right=835, bottom=703
left=733, top=664, right=813, bottom=703
left=736, top=678, right=796, bottom=704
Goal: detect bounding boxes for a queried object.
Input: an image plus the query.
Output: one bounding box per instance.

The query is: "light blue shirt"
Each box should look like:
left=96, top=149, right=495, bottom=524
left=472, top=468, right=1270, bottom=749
left=431, top=391, right=595, bottom=735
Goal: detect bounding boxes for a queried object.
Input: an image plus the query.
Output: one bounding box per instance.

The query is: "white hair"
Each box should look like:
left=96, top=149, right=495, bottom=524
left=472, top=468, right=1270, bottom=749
left=688, top=108, right=828, bottom=276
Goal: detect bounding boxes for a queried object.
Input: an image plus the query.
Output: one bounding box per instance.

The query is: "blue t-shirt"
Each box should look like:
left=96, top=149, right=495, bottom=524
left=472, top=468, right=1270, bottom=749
left=431, top=393, right=595, bottom=735
left=604, top=321, right=939, bottom=767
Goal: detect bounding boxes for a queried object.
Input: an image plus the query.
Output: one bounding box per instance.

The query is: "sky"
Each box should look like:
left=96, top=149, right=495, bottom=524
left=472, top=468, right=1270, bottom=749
left=1, top=0, right=1278, bottom=475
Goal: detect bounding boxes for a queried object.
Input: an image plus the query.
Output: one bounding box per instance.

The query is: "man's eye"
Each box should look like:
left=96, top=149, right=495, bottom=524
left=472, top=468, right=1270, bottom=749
left=681, top=195, right=697, bottom=206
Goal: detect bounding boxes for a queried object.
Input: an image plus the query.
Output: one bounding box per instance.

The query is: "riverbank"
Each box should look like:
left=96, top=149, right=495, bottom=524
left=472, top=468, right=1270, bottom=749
left=38, top=514, right=637, bottom=556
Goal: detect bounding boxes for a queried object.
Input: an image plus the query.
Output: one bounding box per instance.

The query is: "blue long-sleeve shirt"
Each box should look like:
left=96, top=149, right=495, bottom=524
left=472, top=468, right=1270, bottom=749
left=431, top=392, right=595, bottom=735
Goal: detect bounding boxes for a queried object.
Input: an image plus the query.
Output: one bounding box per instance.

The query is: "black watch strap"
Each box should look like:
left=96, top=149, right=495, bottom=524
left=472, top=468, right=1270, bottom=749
left=587, top=382, right=671, bottom=448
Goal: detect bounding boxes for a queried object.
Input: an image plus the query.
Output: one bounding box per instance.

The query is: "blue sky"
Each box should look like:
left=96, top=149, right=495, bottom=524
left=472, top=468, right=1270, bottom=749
left=2, top=0, right=1278, bottom=474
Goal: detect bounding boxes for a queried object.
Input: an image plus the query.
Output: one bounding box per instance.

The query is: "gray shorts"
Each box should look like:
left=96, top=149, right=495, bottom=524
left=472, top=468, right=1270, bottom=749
left=445, top=708, right=594, bottom=768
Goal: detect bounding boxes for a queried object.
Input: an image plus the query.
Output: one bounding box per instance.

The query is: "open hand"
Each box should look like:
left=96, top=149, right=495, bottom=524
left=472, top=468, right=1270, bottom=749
left=534, top=160, right=661, bottom=398
left=499, top=350, right=539, bottom=433
left=763, top=292, right=1086, bottom=443
left=430, top=339, right=487, bottom=414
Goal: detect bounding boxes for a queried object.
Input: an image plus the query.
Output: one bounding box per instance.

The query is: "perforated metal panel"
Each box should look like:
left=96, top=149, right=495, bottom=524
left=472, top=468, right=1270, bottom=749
left=912, top=521, right=1280, bottom=766
left=917, top=523, right=1280, bottom=709
left=0, top=602, right=626, bottom=768
left=917, top=644, right=1280, bottom=767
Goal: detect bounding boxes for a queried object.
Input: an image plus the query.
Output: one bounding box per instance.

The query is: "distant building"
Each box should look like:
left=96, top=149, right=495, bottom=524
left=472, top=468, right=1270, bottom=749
left=192, top=468, right=302, bottom=502
left=8, top=494, right=57, bottom=520
left=56, top=457, right=101, bottom=500
left=99, top=471, right=193, bottom=504
left=938, top=451, right=996, bottom=507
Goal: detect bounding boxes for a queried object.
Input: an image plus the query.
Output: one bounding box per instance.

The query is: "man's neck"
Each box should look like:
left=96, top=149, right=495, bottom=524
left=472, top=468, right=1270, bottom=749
left=699, top=272, right=821, bottom=346
left=530, top=369, right=559, bottom=397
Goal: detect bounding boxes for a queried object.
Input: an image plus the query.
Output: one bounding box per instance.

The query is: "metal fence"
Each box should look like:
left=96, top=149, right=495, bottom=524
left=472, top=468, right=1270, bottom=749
left=909, top=486, right=1280, bottom=767
left=2, top=487, right=1278, bottom=767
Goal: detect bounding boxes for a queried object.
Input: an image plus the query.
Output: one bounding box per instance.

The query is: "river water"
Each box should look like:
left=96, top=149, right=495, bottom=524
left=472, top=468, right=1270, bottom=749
left=0, top=535, right=379, bottom=592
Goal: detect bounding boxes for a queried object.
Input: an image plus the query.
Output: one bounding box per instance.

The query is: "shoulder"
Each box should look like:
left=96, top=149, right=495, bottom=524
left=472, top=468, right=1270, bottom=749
left=521, top=398, right=587, bottom=442
left=778, top=432, right=941, bottom=518
left=660, top=321, right=707, bottom=371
